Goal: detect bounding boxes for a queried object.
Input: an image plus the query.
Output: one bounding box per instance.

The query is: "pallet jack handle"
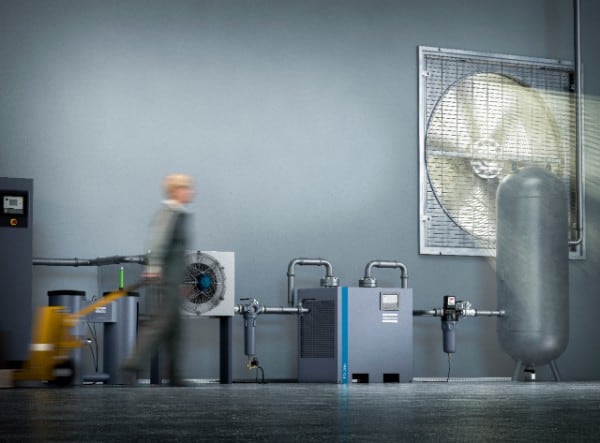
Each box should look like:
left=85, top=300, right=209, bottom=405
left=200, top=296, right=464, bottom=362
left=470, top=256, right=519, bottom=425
left=72, top=281, right=145, bottom=321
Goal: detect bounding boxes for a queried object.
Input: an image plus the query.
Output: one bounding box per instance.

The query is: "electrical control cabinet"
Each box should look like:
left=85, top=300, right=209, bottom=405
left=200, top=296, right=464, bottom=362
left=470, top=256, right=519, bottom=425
left=297, top=286, right=412, bottom=383
left=0, top=178, right=33, bottom=365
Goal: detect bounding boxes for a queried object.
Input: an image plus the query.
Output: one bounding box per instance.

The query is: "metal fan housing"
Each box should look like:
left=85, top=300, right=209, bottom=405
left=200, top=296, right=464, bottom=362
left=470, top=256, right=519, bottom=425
left=419, top=46, right=576, bottom=257
left=182, top=251, right=235, bottom=317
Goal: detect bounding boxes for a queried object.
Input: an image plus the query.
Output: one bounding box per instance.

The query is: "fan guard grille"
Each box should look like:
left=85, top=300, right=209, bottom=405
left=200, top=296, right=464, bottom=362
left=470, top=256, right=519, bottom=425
left=182, top=252, right=226, bottom=314
left=419, top=47, right=577, bottom=256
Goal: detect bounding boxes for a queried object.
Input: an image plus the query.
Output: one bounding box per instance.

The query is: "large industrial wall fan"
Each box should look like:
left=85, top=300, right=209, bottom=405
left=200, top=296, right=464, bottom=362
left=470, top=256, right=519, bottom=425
left=181, top=251, right=235, bottom=317
left=418, top=47, right=581, bottom=258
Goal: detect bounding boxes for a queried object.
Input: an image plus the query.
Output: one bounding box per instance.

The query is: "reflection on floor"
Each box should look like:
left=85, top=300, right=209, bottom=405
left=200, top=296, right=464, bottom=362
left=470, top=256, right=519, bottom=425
left=2, top=381, right=600, bottom=442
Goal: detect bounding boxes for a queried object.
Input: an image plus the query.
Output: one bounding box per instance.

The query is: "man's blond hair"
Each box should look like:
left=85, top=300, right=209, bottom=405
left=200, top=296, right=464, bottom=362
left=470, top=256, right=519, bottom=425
left=163, top=173, right=193, bottom=198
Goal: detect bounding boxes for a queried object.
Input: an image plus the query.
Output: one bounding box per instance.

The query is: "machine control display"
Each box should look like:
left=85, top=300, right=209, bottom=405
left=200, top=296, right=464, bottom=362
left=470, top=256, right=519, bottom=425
left=1, top=191, right=28, bottom=228
left=380, top=292, right=400, bottom=311
left=3, top=195, right=24, bottom=214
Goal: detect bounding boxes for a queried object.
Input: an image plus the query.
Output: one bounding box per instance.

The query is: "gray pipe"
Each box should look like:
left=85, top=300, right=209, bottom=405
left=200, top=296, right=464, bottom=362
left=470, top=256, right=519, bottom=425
left=412, top=308, right=504, bottom=317
left=262, top=306, right=309, bottom=314
left=467, top=310, right=505, bottom=317
left=234, top=304, right=309, bottom=315
left=413, top=309, right=437, bottom=316
left=570, top=0, right=584, bottom=247
left=359, top=260, right=408, bottom=288
left=32, top=255, right=147, bottom=266
left=33, top=258, right=95, bottom=266
left=287, top=258, right=339, bottom=307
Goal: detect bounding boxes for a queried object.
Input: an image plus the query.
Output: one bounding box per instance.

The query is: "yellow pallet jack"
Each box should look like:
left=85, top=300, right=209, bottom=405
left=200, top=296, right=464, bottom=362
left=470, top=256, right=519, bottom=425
left=13, top=283, right=142, bottom=387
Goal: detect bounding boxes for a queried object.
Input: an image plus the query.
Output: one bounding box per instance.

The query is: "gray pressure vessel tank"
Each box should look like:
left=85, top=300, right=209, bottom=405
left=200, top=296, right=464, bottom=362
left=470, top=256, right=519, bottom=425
left=496, top=167, right=569, bottom=366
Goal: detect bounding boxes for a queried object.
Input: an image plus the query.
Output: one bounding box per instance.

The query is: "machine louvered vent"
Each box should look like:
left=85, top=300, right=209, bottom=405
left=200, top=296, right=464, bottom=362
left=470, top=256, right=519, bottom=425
left=300, top=300, right=336, bottom=358
left=419, top=47, right=580, bottom=257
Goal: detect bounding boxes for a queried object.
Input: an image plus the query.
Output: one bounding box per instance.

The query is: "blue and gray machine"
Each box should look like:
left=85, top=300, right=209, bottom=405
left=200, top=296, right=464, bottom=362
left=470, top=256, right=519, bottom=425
left=296, top=260, right=413, bottom=383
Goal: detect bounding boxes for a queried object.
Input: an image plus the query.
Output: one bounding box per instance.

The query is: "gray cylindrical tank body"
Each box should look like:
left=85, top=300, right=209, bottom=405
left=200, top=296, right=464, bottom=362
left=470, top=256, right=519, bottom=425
left=104, top=292, right=139, bottom=384
left=48, top=290, right=86, bottom=385
left=496, top=167, right=569, bottom=366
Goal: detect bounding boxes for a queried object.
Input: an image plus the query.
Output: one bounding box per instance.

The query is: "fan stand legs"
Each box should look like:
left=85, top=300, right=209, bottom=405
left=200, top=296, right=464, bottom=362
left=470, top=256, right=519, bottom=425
left=219, top=316, right=233, bottom=384
left=148, top=317, right=233, bottom=384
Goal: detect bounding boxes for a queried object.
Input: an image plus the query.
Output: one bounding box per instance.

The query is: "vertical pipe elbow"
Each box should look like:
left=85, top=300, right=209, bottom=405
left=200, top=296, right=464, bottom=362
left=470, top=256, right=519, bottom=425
left=286, top=257, right=338, bottom=307
left=360, top=260, right=409, bottom=288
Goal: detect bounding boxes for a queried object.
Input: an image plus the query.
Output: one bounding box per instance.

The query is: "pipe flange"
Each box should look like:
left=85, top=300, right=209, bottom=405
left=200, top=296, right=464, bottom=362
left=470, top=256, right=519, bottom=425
left=358, top=277, right=377, bottom=288
left=320, top=276, right=340, bottom=288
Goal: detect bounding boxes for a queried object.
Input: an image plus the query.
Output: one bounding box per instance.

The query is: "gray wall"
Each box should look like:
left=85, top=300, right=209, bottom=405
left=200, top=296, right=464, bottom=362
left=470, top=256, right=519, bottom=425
left=1, top=0, right=599, bottom=381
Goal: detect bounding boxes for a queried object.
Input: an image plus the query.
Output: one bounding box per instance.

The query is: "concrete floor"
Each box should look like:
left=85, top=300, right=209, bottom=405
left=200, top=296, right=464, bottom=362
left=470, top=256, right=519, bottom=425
left=1, top=381, right=600, bottom=442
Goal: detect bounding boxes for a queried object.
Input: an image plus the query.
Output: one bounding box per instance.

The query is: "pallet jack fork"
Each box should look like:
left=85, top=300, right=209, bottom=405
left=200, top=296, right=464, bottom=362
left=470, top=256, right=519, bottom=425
left=13, top=283, right=142, bottom=386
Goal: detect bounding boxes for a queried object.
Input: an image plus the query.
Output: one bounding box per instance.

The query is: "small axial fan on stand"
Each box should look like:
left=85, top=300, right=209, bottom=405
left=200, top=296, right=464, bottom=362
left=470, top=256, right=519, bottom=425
left=181, top=251, right=235, bottom=317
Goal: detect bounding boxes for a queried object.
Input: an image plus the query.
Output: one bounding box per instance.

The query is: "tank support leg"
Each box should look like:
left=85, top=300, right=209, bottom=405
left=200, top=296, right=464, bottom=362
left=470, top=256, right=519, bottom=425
left=512, top=359, right=561, bottom=381
left=550, top=360, right=562, bottom=382
left=511, top=360, right=523, bottom=381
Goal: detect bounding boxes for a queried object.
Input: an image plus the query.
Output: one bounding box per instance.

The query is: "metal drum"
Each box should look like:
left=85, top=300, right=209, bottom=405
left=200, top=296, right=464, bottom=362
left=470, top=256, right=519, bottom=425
left=496, top=167, right=569, bottom=367
left=48, top=290, right=86, bottom=385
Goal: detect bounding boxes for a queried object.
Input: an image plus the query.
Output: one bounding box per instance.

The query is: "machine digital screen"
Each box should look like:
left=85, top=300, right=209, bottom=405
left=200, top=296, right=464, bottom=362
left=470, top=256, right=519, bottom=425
left=3, top=195, right=24, bottom=215
left=380, top=292, right=400, bottom=311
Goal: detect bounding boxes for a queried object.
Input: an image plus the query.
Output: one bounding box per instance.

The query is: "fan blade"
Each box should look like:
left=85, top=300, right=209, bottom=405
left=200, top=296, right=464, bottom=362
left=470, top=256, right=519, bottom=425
left=425, top=72, right=566, bottom=243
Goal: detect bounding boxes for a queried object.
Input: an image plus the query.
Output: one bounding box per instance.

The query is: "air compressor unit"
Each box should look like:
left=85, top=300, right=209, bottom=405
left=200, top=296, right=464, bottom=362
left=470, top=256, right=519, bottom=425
left=297, top=286, right=412, bottom=383
left=0, top=178, right=33, bottom=366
